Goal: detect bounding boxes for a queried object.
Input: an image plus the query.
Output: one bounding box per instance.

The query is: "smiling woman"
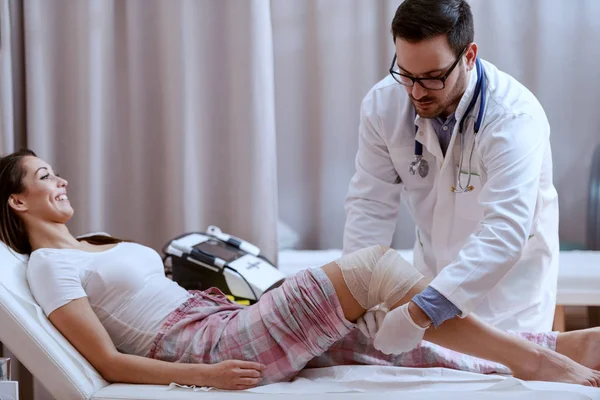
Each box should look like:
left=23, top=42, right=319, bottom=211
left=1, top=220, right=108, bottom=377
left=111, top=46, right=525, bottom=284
left=0, top=149, right=126, bottom=255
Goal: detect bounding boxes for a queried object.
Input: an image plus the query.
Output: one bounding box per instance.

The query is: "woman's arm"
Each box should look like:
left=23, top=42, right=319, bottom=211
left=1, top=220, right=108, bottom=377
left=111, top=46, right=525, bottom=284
left=49, top=298, right=265, bottom=390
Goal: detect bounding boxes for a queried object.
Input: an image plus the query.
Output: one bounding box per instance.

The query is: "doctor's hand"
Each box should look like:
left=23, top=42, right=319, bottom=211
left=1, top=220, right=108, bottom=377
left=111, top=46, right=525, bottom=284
left=373, top=302, right=430, bottom=355
left=206, top=360, right=266, bottom=390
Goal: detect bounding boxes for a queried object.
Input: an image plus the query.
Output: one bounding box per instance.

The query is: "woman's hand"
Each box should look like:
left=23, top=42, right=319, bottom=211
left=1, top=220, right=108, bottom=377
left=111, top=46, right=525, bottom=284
left=205, top=360, right=266, bottom=390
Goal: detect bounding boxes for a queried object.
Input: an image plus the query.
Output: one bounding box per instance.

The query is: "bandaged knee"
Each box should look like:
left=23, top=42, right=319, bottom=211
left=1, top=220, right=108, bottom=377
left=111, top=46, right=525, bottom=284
left=335, top=245, right=424, bottom=310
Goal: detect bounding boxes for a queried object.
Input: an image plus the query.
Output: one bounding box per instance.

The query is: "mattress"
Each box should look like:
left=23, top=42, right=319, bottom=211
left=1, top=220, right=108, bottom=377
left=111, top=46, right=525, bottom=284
left=278, top=249, right=600, bottom=306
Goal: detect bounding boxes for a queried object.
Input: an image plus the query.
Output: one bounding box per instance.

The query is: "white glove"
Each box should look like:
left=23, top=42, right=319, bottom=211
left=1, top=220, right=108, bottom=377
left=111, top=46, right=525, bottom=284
left=355, top=305, right=388, bottom=339
left=373, top=302, right=428, bottom=355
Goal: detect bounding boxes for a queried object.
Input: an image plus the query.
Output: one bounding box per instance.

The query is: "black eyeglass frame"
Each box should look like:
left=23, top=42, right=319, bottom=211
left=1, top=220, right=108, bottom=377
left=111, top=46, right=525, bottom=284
left=389, top=46, right=468, bottom=90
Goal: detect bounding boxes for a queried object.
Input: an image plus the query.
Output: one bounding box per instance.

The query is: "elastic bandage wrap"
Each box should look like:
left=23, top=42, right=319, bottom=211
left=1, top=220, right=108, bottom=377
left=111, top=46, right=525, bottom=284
left=335, top=245, right=424, bottom=310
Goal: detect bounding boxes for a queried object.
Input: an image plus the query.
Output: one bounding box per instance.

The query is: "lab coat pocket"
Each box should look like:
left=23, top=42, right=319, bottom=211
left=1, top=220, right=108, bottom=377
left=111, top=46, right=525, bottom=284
left=450, top=132, right=485, bottom=222
left=454, top=169, right=484, bottom=222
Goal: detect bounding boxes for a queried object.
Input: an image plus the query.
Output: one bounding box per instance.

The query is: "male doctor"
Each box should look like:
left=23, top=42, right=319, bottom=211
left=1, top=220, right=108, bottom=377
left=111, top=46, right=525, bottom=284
left=344, top=0, right=559, bottom=347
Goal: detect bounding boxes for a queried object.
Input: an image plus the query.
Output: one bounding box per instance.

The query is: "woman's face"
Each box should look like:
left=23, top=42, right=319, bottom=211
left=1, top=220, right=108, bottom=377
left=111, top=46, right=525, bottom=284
left=9, top=156, right=73, bottom=223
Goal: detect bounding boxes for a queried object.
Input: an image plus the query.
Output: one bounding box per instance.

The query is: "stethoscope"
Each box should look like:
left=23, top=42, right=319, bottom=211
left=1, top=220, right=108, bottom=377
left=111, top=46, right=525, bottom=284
left=409, top=57, right=487, bottom=193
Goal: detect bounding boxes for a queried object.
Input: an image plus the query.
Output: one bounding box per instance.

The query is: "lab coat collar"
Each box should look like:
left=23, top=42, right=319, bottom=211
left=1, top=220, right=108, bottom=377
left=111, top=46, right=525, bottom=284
left=454, top=63, right=480, bottom=124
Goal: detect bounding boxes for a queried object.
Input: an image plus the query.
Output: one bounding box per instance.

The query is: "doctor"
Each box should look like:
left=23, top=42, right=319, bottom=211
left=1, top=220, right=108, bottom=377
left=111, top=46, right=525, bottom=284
left=344, top=0, right=559, bottom=343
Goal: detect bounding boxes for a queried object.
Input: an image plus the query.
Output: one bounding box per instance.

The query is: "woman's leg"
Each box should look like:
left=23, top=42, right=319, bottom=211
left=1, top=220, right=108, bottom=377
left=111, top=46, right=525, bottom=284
left=420, top=311, right=600, bottom=385
left=320, top=256, right=425, bottom=321
left=319, top=245, right=424, bottom=321
left=321, top=249, right=600, bottom=387
left=555, top=327, right=600, bottom=371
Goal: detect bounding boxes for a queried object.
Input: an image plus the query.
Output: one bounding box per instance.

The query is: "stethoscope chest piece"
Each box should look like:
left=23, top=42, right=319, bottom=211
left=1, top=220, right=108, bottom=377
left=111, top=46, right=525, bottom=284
left=409, top=155, right=429, bottom=178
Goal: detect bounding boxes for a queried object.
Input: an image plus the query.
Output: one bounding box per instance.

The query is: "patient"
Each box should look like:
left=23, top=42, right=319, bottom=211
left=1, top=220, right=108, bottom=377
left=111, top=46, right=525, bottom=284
left=1, top=149, right=600, bottom=391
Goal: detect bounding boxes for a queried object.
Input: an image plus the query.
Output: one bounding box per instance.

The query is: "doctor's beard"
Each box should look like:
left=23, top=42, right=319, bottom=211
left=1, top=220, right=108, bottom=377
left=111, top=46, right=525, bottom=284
left=410, top=70, right=469, bottom=119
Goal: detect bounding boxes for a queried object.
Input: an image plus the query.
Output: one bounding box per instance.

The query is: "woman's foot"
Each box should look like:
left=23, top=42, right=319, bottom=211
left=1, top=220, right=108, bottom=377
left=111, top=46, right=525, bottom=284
left=556, top=327, right=600, bottom=370
left=511, top=346, right=600, bottom=387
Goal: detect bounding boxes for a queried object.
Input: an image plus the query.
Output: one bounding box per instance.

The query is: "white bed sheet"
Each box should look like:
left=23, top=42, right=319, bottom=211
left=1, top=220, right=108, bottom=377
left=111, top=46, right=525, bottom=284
left=93, top=366, right=600, bottom=399
left=278, top=249, right=600, bottom=306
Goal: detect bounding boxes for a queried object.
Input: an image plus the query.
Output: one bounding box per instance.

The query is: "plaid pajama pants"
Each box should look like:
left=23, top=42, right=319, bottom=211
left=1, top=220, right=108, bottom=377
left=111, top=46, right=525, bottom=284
left=147, top=268, right=557, bottom=384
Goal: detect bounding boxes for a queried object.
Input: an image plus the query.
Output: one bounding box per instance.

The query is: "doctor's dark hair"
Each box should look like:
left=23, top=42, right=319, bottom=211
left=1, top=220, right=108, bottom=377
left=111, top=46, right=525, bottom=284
left=391, top=0, right=474, bottom=57
left=0, top=149, right=128, bottom=255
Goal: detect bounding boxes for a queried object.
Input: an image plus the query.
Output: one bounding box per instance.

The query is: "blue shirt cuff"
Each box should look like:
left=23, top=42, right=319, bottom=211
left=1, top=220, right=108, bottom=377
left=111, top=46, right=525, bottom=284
left=411, top=286, right=460, bottom=328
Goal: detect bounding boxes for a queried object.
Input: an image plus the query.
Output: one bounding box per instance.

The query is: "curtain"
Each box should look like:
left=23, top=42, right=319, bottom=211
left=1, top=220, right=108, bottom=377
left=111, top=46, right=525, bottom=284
left=272, top=0, right=417, bottom=250
left=21, top=0, right=278, bottom=259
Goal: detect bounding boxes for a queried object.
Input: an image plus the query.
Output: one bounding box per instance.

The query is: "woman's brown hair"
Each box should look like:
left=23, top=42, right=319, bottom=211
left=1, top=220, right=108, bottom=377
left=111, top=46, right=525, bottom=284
left=0, top=149, right=128, bottom=254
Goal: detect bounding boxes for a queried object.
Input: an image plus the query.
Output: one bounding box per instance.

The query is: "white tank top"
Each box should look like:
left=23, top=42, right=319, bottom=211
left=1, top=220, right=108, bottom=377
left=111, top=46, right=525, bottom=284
left=27, top=242, right=191, bottom=356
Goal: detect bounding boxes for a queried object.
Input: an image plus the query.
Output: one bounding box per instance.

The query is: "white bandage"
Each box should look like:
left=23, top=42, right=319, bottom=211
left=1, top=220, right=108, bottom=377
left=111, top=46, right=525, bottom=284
left=356, top=305, right=388, bottom=339
left=335, top=245, right=424, bottom=310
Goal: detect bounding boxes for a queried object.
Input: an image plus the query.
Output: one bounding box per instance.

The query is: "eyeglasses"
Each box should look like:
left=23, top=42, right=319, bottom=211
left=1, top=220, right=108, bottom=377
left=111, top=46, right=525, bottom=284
left=389, top=47, right=467, bottom=91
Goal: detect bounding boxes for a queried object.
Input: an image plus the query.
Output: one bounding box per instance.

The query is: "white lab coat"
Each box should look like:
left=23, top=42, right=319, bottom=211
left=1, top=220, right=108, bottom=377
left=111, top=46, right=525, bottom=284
left=343, top=59, right=559, bottom=333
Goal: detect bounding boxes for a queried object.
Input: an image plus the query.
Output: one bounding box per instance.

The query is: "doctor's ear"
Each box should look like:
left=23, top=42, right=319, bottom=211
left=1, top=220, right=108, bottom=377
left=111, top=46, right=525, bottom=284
left=8, top=195, right=27, bottom=212
left=464, top=43, right=478, bottom=71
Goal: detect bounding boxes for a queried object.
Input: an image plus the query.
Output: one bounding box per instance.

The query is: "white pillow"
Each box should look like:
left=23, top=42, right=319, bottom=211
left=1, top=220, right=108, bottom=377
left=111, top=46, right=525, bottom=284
left=0, top=240, right=108, bottom=400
